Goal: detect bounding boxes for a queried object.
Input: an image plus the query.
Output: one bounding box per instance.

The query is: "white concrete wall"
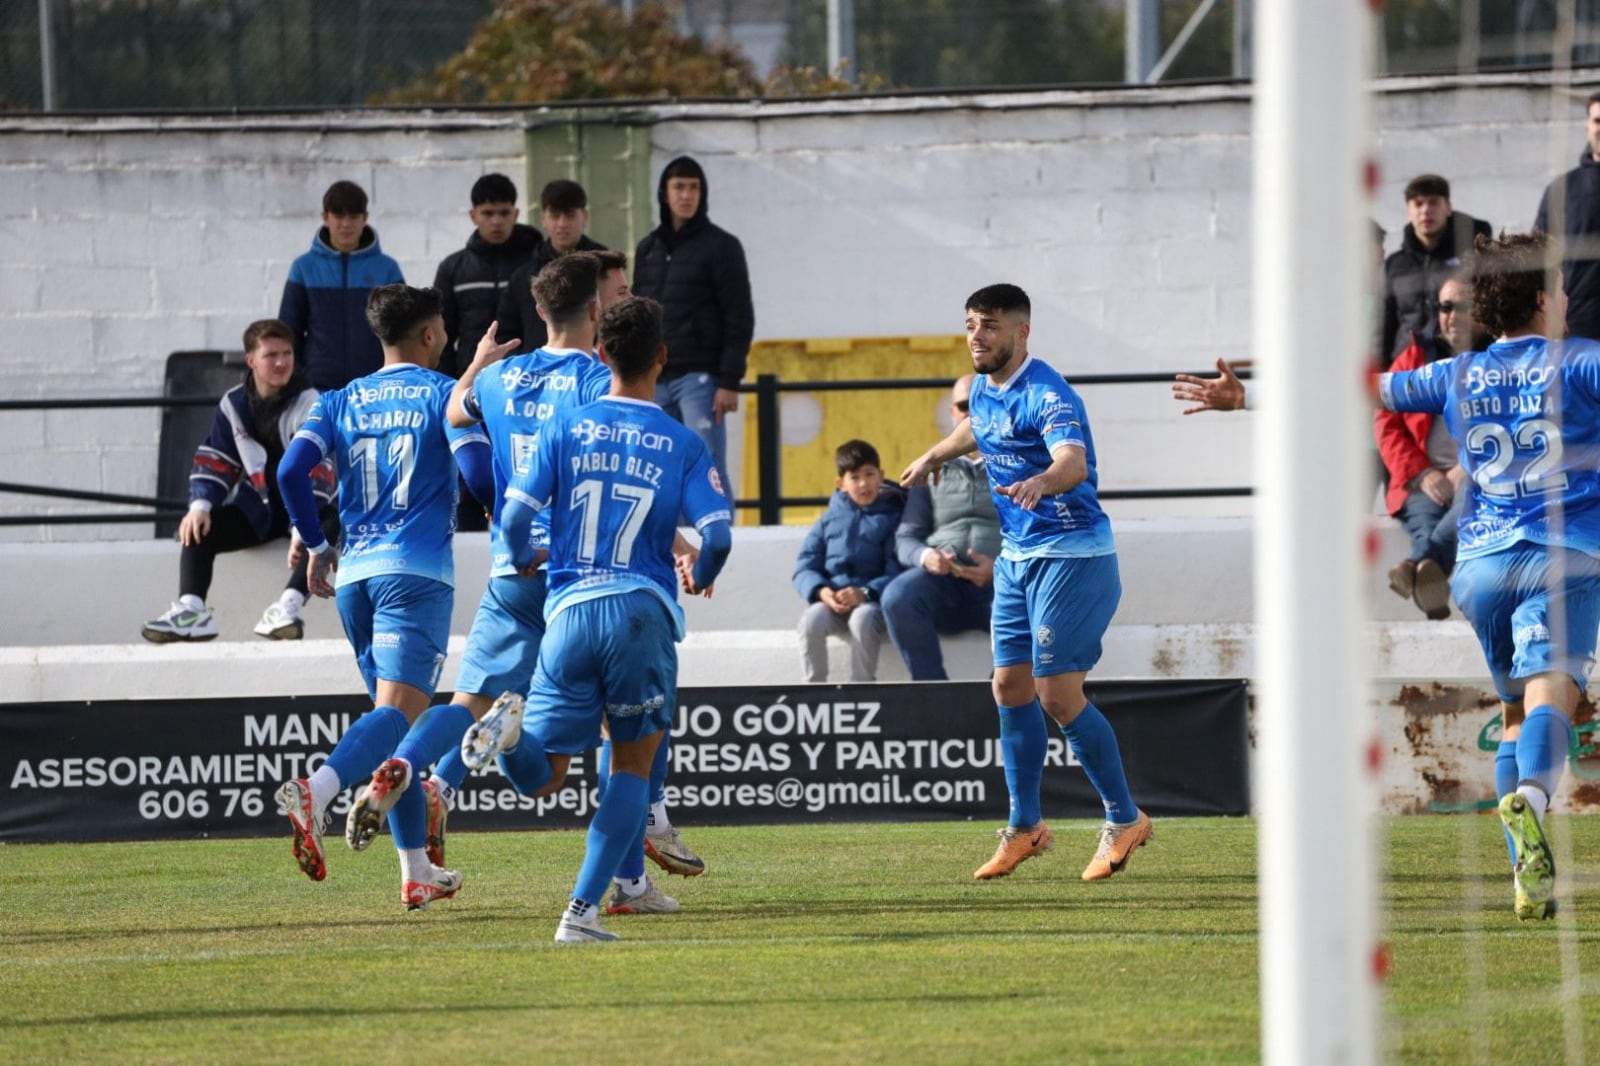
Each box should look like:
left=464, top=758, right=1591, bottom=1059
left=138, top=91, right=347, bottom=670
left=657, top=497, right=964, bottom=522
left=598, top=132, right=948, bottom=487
left=2, top=74, right=1591, bottom=541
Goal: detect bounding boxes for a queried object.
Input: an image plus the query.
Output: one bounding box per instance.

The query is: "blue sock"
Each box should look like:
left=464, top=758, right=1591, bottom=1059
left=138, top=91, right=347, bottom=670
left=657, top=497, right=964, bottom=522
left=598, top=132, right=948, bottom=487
left=650, top=734, right=671, bottom=806
left=1495, top=738, right=1519, bottom=867
left=997, top=700, right=1048, bottom=829
left=596, top=739, right=613, bottom=804
left=1516, top=704, right=1572, bottom=802
left=388, top=771, right=426, bottom=851
left=498, top=730, right=552, bottom=796
left=324, top=705, right=407, bottom=787
left=393, top=702, right=476, bottom=772
left=616, top=809, right=648, bottom=881
left=433, top=747, right=468, bottom=792
left=573, top=771, right=648, bottom=908
left=1061, top=702, right=1138, bottom=823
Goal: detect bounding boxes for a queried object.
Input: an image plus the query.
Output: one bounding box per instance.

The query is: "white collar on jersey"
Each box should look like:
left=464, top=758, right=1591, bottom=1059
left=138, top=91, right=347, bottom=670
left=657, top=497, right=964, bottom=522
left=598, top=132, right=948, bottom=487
left=987, top=354, right=1033, bottom=393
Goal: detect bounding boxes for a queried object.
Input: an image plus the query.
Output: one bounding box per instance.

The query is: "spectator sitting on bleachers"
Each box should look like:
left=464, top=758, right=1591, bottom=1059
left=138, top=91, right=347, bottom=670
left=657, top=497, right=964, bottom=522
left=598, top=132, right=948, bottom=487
left=1378, top=271, right=1489, bottom=620
left=793, top=439, right=904, bottom=682
left=881, top=374, right=1001, bottom=680
left=140, top=320, right=340, bottom=644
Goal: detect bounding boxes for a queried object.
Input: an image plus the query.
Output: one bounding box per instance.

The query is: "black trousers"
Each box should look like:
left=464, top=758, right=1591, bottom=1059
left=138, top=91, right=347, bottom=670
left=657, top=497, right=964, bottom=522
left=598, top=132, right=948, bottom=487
left=178, top=499, right=340, bottom=602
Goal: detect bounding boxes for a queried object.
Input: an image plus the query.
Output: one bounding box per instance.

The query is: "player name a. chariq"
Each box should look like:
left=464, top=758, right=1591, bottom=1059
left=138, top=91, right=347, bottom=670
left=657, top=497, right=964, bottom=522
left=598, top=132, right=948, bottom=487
left=347, top=409, right=426, bottom=431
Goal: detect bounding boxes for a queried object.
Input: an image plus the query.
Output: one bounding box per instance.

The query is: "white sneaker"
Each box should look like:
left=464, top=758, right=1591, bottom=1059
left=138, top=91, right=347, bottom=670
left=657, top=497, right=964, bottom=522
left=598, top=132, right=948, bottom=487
left=461, top=691, right=525, bottom=771
left=605, top=877, right=681, bottom=915
left=141, top=601, right=218, bottom=643
left=555, top=907, right=620, bottom=943
left=253, top=599, right=304, bottom=640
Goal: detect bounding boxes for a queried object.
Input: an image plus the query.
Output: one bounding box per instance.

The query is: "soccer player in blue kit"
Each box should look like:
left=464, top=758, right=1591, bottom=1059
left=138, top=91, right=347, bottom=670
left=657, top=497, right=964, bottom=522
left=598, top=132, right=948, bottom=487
left=1380, top=232, right=1600, bottom=921
left=902, top=284, right=1152, bottom=882
left=480, top=296, right=731, bottom=942
left=273, top=284, right=501, bottom=909
left=338, top=253, right=612, bottom=872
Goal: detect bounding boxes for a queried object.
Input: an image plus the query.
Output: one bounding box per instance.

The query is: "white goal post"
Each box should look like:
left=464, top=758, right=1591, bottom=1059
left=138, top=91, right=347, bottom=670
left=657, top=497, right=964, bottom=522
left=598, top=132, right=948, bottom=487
left=1253, top=1, right=1379, bottom=1063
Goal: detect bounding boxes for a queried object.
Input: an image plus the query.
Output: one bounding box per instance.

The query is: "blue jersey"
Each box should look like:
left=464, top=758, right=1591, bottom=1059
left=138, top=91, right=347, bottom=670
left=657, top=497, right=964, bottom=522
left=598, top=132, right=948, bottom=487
left=969, top=356, right=1115, bottom=559
left=505, top=396, right=732, bottom=638
left=294, top=363, right=486, bottom=587
left=1381, top=335, right=1600, bottom=561
left=465, top=347, right=611, bottom=577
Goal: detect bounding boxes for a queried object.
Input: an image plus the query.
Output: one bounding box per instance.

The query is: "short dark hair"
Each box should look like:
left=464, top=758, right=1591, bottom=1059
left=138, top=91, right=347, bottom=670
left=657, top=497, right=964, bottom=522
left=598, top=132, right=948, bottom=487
left=532, top=252, right=601, bottom=326
left=834, top=439, right=881, bottom=476
left=322, top=180, right=368, bottom=216
left=1587, top=89, right=1600, bottom=111
left=965, top=283, right=1031, bottom=319
left=594, top=249, right=628, bottom=275
left=663, top=158, right=703, bottom=183
left=471, top=172, right=517, bottom=206
left=597, top=298, right=664, bottom=383
left=1404, top=174, right=1451, bottom=203
left=242, top=318, right=294, bottom=354
left=365, top=284, right=442, bottom=345
left=540, top=179, right=589, bottom=213
left=1469, top=231, right=1554, bottom=337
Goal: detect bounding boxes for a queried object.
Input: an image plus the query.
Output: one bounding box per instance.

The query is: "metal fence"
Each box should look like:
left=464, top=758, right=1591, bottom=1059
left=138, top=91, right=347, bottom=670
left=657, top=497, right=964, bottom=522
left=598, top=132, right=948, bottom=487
left=7, top=0, right=1600, bottom=113
left=0, top=370, right=1251, bottom=531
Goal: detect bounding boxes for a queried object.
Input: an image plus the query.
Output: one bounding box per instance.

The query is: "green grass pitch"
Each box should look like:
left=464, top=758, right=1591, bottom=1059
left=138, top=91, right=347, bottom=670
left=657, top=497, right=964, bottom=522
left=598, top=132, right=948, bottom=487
left=2, top=817, right=1597, bottom=1063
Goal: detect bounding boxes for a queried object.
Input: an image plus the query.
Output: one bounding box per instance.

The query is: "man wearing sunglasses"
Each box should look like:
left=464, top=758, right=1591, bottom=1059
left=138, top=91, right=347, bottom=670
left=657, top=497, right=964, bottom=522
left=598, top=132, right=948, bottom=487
left=881, top=374, right=1001, bottom=680
left=1377, top=272, right=1490, bottom=620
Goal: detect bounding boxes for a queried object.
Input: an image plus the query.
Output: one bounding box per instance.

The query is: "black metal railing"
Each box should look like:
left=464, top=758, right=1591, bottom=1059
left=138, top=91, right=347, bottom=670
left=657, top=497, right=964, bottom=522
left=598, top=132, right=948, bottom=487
left=744, top=372, right=1251, bottom=524
left=0, top=371, right=1252, bottom=528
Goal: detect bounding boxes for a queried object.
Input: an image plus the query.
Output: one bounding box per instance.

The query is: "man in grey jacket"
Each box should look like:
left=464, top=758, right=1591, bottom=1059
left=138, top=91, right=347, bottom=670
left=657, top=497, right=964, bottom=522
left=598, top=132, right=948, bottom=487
left=881, top=375, right=1001, bottom=680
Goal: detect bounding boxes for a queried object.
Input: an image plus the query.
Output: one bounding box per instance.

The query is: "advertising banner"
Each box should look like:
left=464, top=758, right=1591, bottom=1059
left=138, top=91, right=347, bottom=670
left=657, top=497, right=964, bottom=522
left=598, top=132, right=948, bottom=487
left=0, top=680, right=1248, bottom=843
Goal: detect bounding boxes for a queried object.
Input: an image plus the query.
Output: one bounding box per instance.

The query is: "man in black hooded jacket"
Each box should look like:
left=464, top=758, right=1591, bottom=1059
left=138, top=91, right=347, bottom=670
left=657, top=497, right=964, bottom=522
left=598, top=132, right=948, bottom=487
left=1536, top=89, right=1600, bottom=342
left=631, top=155, right=755, bottom=500
left=1378, top=173, right=1492, bottom=367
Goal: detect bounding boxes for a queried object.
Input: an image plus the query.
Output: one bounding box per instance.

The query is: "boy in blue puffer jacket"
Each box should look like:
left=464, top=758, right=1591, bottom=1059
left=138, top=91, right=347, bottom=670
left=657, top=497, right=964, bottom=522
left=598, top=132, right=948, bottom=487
left=278, top=180, right=405, bottom=391
left=793, top=439, right=905, bottom=682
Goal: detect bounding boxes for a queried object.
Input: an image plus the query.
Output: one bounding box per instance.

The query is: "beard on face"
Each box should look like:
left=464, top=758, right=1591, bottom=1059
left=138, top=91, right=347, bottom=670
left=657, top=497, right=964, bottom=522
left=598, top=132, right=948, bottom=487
left=971, top=339, right=1013, bottom=375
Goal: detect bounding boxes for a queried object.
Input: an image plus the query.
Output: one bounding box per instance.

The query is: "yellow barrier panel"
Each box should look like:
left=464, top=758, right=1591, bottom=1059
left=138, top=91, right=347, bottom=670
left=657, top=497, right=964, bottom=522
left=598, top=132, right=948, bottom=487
left=739, top=336, right=970, bottom=526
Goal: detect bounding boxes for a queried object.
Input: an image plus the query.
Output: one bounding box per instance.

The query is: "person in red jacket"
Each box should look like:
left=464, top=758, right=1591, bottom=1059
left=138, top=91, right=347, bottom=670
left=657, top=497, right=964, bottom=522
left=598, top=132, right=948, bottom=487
left=1376, top=272, right=1490, bottom=619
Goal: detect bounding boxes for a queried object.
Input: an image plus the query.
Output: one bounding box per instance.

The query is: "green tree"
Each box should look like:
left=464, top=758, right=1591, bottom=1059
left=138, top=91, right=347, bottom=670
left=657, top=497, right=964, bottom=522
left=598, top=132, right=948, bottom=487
left=380, top=0, right=761, bottom=104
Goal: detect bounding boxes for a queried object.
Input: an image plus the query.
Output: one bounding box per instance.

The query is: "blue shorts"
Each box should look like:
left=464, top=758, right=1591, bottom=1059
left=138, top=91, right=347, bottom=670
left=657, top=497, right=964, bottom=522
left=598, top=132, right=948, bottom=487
left=452, top=572, right=549, bottom=699
left=335, top=574, right=452, bottom=700
left=527, top=591, right=678, bottom=755
left=991, top=553, right=1121, bottom=676
left=1451, top=543, right=1600, bottom=701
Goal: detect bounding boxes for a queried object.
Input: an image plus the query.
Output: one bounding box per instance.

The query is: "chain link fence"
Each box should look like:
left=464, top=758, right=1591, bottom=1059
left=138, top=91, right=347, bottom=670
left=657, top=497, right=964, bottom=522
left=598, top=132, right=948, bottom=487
left=5, top=1, right=1600, bottom=112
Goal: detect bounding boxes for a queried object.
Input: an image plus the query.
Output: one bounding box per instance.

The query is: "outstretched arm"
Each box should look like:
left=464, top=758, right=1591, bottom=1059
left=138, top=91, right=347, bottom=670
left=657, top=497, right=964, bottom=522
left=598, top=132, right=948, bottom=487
left=996, top=444, right=1087, bottom=510
left=1172, top=358, right=1250, bottom=414
left=900, top=420, right=978, bottom=487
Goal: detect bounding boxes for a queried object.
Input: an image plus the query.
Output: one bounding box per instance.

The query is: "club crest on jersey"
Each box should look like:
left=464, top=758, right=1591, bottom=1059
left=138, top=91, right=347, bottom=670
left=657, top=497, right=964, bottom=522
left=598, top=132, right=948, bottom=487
left=1035, top=625, right=1055, bottom=647
left=708, top=467, right=725, bottom=497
